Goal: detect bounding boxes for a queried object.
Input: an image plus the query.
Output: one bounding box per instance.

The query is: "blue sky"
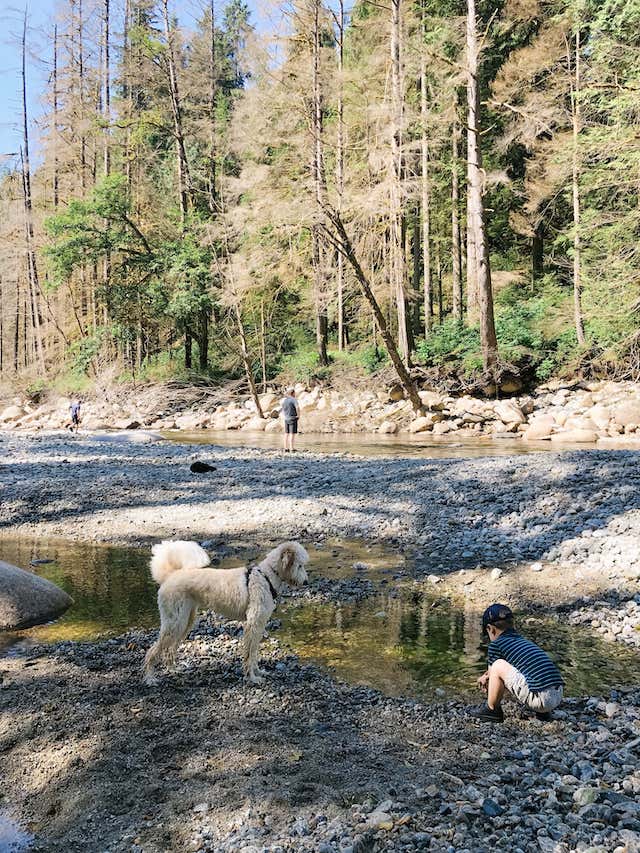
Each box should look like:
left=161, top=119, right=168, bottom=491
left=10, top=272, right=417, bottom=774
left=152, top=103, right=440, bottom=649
left=0, top=0, right=271, bottom=167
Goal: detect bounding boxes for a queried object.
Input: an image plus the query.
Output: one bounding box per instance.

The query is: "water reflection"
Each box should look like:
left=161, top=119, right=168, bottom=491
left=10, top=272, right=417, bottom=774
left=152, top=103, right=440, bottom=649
left=279, top=589, right=640, bottom=699
left=161, top=429, right=611, bottom=459
left=0, top=537, right=403, bottom=647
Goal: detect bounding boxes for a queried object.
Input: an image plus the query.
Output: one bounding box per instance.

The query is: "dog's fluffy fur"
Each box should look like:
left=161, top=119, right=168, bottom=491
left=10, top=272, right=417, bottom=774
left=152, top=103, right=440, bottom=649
left=143, top=540, right=309, bottom=685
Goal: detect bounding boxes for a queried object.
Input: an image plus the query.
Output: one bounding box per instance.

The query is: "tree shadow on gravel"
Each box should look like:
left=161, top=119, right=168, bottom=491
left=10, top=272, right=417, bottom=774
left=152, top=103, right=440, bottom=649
left=0, top=637, right=490, bottom=853
left=2, top=441, right=640, bottom=578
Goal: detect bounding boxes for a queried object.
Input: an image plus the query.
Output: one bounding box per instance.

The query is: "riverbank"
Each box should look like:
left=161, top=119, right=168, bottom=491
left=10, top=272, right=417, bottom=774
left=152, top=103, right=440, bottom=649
left=2, top=613, right=640, bottom=853
left=1, top=433, right=640, bottom=605
left=2, top=434, right=640, bottom=850
left=4, top=378, right=640, bottom=446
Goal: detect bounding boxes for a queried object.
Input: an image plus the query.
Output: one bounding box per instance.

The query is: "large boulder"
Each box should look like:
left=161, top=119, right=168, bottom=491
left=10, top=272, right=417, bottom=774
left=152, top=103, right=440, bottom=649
left=588, top=404, right=612, bottom=430
left=493, top=400, right=526, bottom=425
left=0, top=405, right=25, bottom=424
left=550, top=429, right=598, bottom=444
left=242, top=416, right=267, bottom=431
left=378, top=420, right=398, bottom=434
left=523, top=416, right=555, bottom=441
left=0, top=560, right=72, bottom=630
left=408, top=416, right=434, bottom=434
left=418, top=391, right=446, bottom=411
left=612, top=401, right=640, bottom=427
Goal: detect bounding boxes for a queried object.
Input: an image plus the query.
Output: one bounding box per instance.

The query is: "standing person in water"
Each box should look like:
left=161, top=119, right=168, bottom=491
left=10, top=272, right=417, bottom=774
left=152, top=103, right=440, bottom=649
left=471, top=603, right=564, bottom=723
left=69, top=399, right=82, bottom=433
left=281, top=388, right=300, bottom=453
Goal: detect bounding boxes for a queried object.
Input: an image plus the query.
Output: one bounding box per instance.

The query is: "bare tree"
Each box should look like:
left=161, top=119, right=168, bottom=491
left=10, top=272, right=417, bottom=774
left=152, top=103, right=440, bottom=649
left=466, top=0, right=497, bottom=370
left=567, top=21, right=585, bottom=345
left=335, top=0, right=346, bottom=350
left=311, top=0, right=328, bottom=366
left=389, top=0, right=409, bottom=364
left=21, top=11, right=45, bottom=373
left=420, top=5, right=431, bottom=338
left=451, top=90, right=463, bottom=322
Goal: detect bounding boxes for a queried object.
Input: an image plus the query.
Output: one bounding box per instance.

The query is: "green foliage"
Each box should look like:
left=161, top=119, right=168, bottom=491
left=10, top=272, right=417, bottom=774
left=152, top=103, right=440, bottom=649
left=416, top=320, right=481, bottom=368
left=68, top=327, right=112, bottom=377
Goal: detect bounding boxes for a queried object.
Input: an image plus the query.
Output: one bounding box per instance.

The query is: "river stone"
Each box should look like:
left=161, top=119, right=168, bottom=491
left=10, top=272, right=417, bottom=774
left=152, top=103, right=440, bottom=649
left=418, top=391, right=445, bottom=411
left=378, top=420, right=397, bottom=435
left=523, top=416, right=556, bottom=441
left=613, top=401, right=640, bottom=427
left=0, top=560, right=72, bottom=630
left=408, top=416, right=433, bottom=434
left=242, top=417, right=267, bottom=431
left=494, top=400, right=526, bottom=425
left=0, top=405, right=25, bottom=423
left=550, top=429, right=598, bottom=443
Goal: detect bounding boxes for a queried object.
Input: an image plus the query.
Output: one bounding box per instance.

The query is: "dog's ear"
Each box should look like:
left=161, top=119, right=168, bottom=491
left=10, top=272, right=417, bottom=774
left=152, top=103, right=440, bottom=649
left=279, top=546, right=297, bottom=579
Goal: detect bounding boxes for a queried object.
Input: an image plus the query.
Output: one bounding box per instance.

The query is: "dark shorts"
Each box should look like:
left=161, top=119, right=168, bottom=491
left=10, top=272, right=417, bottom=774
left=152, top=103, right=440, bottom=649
left=285, top=419, right=298, bottom=434
left=71, top=413, right=80, bottom=425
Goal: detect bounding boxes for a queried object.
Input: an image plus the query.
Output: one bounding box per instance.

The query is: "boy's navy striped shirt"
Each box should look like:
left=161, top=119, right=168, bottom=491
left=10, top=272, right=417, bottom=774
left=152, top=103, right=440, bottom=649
left=488, top=629, right=563, bottom=692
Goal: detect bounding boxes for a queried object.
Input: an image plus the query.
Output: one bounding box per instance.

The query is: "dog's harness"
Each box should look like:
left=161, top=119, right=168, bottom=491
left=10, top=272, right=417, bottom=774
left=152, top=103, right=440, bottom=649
left=246, top=564, right=279, bottom=602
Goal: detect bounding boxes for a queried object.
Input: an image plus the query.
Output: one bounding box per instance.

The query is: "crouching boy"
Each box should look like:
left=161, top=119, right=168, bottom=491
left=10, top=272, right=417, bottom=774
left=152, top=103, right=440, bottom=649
left=471, top=603, right=563, bottom=723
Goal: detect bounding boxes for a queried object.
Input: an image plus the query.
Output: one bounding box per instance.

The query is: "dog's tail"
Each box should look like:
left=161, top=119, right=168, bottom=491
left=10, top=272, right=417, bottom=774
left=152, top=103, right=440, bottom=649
left=150, top=540, right=211, bottom=585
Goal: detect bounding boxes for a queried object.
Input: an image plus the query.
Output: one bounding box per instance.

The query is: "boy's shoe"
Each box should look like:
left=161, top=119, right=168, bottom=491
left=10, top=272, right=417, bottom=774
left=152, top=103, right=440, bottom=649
left=469, top=703, right=504, bottom=723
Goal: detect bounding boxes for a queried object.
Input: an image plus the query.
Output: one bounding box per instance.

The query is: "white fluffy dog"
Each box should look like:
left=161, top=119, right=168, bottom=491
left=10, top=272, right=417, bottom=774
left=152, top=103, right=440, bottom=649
left=143, top=540, right=309, bottom=685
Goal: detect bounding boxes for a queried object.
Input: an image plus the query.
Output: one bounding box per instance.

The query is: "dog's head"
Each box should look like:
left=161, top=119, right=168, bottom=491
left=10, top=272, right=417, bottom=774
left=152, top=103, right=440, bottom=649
left=274, top=542, right=309, bottom=587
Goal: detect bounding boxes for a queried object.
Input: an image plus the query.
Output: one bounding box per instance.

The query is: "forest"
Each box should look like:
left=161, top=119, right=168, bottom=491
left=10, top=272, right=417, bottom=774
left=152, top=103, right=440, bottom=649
left=1, top=0, right=639, bottom=397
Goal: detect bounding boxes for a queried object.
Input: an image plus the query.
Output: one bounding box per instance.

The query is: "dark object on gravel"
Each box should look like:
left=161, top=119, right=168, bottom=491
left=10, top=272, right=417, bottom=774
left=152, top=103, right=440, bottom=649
left=190, top=461, right=217, bottom=473
left=0, top=559, right=73, bottom=630
left=30, top=558, right=55, bottom=566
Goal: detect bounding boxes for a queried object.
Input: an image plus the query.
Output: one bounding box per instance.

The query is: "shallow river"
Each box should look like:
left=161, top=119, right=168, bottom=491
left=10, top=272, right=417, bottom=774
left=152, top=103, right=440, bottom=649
left=161, top=429, right=633, bottom=459
left=2, top=536, right=639, bottom=701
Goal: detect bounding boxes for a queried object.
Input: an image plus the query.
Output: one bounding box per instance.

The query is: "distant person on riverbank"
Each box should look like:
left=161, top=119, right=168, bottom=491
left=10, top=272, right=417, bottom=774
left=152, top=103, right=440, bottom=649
left=281, top=388, right=300, bottom=453
left=69, top=399, right=82, bottom=433
left=471, top=603, right=563, bottom=723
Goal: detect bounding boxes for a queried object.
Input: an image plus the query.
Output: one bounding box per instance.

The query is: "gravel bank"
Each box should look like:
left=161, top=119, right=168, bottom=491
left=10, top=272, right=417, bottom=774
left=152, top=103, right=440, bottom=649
left=3, top=433, right=640, bottom=851
left=2, top=617, right=640, bottom=853
left=1, top=433, right=640, bottom=594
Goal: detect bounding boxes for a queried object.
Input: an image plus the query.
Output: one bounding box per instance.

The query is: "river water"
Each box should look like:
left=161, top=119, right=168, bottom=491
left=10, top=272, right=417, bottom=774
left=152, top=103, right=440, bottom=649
left=2, top=536, right=639, bottom=701
left=160, top=429, right=631, bottom=459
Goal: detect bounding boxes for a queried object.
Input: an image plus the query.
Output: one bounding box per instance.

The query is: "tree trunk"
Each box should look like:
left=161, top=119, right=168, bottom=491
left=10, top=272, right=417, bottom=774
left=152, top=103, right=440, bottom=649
left=312, top=0, right=329, bottom=366
left=184, top=329, right=192, bottom=369
left=208, top=0, right=217, bottom=213
left=451, top=90, right=463, bottom=322
left=53, top=24, right=59, bottom=208
left=234, top=304, right=264, bottom=417
left=198, top=308, right=209, bottom=371
left=532, top=221, right=544, bottom=284
left=390, top=0, right=409, bottom=364
left=260, top=297, right=267, bottom=392
left=420, top=9, right=432, bottom=338
left=466, top=0, right=498, bottom=370
left=336, top=0, right=346, bottom=350
left=322, top=208, right=423, bottom=412
left=161, top=0, right=193, bottom=224
left=570, top=27, right=586, bottom=345
left=21, top=13, right=45, bottom=374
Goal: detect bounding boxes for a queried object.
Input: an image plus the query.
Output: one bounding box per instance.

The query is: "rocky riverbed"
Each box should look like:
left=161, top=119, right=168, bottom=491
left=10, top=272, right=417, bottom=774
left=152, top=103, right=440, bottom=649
left=4, top=378, right=640, bottom=446
left=2, top=433, right=640, bottom=851
left=1, top=615, right=640, bottom=853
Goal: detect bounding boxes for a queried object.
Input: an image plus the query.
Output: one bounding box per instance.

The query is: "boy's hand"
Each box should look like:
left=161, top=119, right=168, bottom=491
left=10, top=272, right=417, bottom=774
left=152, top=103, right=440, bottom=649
left=477, top=671, right=490, bottom=690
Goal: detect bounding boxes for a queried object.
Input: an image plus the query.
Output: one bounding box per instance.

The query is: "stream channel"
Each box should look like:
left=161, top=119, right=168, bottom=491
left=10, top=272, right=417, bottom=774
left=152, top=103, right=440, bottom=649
left=1, top=536, right=639, bottom=702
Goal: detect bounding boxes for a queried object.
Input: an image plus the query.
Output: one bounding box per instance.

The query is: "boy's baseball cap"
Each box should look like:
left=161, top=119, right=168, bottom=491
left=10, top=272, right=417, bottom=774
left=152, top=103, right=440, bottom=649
left=482, top=603, right=513, bottom=631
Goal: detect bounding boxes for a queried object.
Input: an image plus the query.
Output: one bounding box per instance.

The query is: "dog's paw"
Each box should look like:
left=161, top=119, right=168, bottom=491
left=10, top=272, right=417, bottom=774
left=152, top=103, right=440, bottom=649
left=247, top=673, right=265, bottom=686
left=142, top=674, right=160, bottom=687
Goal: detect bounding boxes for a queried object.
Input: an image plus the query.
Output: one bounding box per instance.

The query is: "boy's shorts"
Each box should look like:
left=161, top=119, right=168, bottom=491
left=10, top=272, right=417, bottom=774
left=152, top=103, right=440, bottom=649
left=284, top=419, right=298, bottom=434
left=500, top=661, right=563, bottom=712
